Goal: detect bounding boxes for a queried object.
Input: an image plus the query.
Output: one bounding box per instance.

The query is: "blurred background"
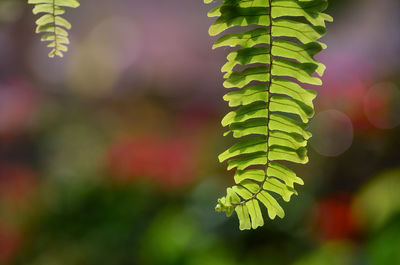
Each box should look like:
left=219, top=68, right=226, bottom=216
left=0, top=0, right=400, bottom=264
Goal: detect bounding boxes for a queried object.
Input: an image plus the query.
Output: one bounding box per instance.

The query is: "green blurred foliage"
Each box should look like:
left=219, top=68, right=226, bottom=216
left=293, top=241, right=355, bottom=265
left=14, top=184, right=160, bottom=265
left=353, top=169, right=400, bottom=230
left=367, top=215, right=400, bottom=265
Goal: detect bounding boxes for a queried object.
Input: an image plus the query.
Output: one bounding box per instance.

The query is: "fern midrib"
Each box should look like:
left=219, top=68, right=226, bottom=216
left=264, top=0, right=274, bottom=202
left=52, top=0, right=58, bottom=54
left=231, top=0, right=274, bottom=207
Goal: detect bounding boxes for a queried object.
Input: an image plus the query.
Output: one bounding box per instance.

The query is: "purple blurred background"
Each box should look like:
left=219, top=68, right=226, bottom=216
left=0, top=0, right=400, bottom=264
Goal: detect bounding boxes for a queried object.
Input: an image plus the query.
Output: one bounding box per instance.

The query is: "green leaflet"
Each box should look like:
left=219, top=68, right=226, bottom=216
left=219, top=136, right=267, bottom=163
left=224, top=84, right=269, bottom=107
left=227, top=151, right=267, bottom=171
left=270, top=95, right=314, bottom=123
left=234, top=169, right=265, bottom=183
left=257, top=190, right=285, bottom=219
left=269, top=130, right=307, bottom=150
left=272, top=58, right=322, bottom=85
left=272, top=40, right=326, bottom=76
left=246, top=199, right=264, bottom=229
left=28, top=0, right=79, bottom=57
left=264, top=177, right=297, bottom=201
left=272, top=19, right=327, bottom=48
left=226, top=118, right=268, bottom=138
left=209, top=6, right=270, bottom=36
left=271, top=0, right=332, bottom=27
left=213, top=28, right=270, bottom=49
left=223, top=66, right=270, bottom=88
left=222, top=47, right=271, bottom=73
left=222, top=101, right=268, bottom=126
left=206, top=0, right=331, bottom=230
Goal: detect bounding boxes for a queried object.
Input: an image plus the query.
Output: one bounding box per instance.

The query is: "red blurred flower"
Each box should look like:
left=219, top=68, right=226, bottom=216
left=311, top=193, right=358, bottom=241
left=363, top=82, right=400, bottom=129
left=0, top=223, right=20, bottom=264
left=0, top=163, right=37, bottom=208
left=107, top=135, right=197, bottom=188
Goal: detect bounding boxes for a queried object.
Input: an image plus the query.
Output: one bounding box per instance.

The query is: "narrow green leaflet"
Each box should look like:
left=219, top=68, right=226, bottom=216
left=28, top=0, right=80, bottom=57
left=205, top=0, right=332, bottom=230
left=213, top=28, right=270, bottom=49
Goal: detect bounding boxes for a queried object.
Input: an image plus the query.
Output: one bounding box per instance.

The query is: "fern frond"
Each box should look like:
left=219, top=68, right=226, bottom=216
left=206, top=0, right=332, bottom=230
left=28, top=0, right=80, bottom=58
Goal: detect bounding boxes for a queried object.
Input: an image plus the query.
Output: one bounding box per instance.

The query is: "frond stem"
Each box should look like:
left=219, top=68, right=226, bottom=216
left=231, top=0, right=274, bottom=207
left=52, top=0, right=58, bottom=53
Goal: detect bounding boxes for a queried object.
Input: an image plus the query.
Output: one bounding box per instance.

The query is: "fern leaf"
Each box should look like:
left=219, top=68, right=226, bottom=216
left=28, top=0, right=80, bottom=58
left=206, top=0, right=332, bottom=230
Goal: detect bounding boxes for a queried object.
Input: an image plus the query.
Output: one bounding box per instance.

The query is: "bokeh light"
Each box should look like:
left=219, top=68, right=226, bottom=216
left=310, top=110, right=354, bottom=157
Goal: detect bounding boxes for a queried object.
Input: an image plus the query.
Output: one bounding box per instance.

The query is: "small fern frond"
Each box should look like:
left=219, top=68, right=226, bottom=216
left=206, top=0, right=332, bottom=230
left=28, top=0, right=80, bottom=58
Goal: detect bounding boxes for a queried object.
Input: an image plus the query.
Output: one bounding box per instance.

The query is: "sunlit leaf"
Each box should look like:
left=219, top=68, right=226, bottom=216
left=28, top=0, right=79, bottom=57
left=206, top=0, right=332, bottom=230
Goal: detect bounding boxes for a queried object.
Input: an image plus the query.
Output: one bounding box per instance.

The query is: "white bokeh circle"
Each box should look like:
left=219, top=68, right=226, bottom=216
left=310, top=110, right=354, bottom=157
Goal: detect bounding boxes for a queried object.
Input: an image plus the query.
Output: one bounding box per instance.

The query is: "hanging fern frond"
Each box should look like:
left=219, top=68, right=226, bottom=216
left=206, top=0, right=332, bottom=230
left=28, top=0, right=80, bottom=58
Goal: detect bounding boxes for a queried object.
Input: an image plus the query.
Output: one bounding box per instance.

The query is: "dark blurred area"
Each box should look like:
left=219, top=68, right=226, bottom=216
left=0, top=0, right=400, bottom=264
